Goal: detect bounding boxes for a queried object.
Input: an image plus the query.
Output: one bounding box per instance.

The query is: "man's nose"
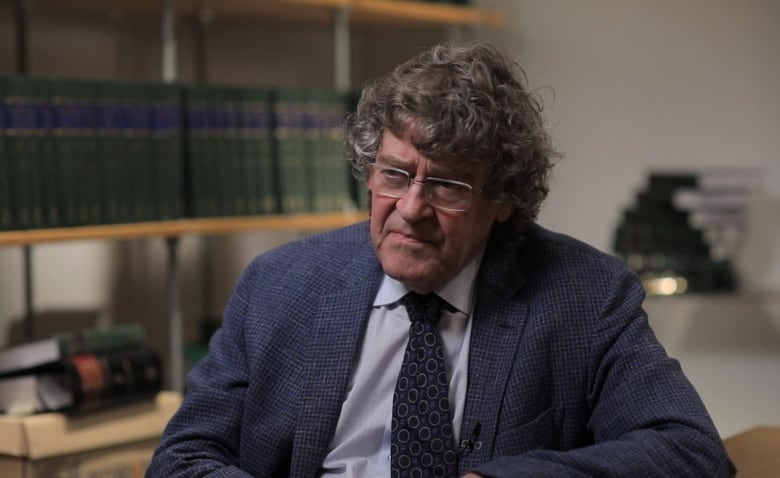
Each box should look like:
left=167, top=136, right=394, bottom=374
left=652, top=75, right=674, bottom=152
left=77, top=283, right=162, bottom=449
left=396, top=181, right=434, bottom=220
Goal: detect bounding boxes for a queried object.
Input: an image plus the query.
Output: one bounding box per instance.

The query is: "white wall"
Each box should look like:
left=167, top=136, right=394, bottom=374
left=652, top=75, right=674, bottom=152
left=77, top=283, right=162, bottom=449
left=477, top=0, right=780, bottom=437
left=479, top=0, right=780, bottom=287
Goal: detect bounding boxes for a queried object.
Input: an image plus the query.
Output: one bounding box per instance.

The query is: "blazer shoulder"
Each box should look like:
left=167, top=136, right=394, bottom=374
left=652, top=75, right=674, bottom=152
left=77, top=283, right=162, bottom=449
left=524, top=223, right=629, bottom=275
left=515, top=223, right=643, bottom=306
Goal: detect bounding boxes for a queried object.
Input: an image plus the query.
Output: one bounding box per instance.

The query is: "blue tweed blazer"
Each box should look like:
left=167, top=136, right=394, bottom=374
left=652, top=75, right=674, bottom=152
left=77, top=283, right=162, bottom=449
left=148, top=221, right=734, bottom=477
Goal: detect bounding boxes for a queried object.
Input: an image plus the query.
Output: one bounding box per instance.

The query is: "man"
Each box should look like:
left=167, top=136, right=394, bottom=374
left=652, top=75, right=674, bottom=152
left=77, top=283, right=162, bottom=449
left=147, top=42, right=734, bottom=477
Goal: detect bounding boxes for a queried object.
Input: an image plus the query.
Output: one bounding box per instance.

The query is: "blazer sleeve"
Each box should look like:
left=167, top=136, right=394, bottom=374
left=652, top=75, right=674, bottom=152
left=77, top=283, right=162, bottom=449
left=470, top=268, right=736, bottom=478
left=146, top=261, right=257, bottom=478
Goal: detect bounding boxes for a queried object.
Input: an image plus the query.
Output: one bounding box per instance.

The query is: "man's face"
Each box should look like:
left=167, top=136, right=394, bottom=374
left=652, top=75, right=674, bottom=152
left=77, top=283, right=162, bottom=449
left=369, top=130, right=512, bottom=293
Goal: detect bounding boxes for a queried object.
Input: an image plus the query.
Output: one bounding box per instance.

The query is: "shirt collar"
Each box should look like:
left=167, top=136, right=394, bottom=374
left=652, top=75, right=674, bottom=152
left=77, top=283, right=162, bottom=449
left=373, top=249, right=486, bottom=316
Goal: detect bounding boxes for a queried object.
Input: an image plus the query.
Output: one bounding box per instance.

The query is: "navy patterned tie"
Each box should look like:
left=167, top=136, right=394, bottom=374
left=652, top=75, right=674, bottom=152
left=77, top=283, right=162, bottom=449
left=391, top=292, right=458, bottom=478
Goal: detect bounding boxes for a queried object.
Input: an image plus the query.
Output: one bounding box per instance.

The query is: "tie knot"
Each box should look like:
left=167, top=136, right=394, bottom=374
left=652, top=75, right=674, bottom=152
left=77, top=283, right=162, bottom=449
left=401, top=292, right=443, bottom=324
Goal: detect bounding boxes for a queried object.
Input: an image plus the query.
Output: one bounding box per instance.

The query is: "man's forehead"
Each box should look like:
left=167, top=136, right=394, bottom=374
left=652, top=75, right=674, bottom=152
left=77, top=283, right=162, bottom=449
left=378, top=152, right=482, bottom=176
left=379, top=128, right=488, bottom=176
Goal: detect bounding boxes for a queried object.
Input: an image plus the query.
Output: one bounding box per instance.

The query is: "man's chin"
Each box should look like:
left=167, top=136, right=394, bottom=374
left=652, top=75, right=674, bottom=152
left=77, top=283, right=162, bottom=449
left=382, top=262, right=443, bottom=292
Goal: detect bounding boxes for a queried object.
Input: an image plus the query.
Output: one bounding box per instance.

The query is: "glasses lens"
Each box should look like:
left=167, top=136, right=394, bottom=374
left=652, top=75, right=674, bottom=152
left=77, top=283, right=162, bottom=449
left=367, top=164, right=473, bottom=212
left=426, top=179, right=472, bottom=211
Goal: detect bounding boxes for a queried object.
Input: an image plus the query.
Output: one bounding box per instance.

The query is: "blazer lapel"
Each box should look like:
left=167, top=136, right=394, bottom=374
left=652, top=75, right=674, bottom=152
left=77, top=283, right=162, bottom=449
left=289, top=249, right=383, bottom=478
left=459, top=237, right=529, bottom=471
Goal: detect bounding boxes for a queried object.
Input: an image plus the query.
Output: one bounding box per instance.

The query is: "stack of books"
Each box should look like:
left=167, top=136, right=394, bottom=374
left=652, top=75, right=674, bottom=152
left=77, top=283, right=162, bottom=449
left=613, top=168, right=761, bottom=295
left=0, top=323, right=163, bottom=415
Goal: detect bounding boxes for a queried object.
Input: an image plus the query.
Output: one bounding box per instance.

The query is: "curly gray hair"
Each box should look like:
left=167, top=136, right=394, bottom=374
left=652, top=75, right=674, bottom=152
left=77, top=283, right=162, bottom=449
left=345, top=42, right=559, bottom=240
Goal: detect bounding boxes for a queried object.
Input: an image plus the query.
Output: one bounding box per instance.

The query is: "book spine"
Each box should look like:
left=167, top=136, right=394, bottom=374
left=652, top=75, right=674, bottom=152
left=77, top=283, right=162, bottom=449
left=67, top=346, right=163, bottom=412
left=274, top=88, right=309, bottom=214
left=0, top=76, right=13, bottom=230
left=6, top=76, right=38, bottom=229
left=95, top=80, right=122, bottom=224
left=183, top=85, right=212, bottom=218
left=150, top=82, right=183, bottom=220
left=240, top=87, right=276, bottom=216
left=33, top=77, right=60, bottom=228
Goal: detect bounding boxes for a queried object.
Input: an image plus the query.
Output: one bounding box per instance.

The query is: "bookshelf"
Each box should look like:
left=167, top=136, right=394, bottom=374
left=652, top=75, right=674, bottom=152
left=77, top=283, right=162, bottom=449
left=5, top=0, right=505, bottom=392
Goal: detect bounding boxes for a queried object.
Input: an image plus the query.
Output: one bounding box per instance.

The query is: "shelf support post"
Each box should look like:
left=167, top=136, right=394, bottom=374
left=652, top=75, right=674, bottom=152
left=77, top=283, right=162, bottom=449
left=12, top=0, right=30, bottom=75
left=161, top=0, right=176, bottom=83
left=166, top=237, right=184, bottom=392
left=333, top=6, right=351, bottom=93
left=161, top=0, right=183, bottom=392
left=23, top=246, right=34, bottom=339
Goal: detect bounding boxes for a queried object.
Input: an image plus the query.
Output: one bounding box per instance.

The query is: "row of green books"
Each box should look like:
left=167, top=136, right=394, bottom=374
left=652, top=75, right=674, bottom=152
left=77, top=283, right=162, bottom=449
left=0, top=76, right=182, bottom=230
left=0, top=323, right=163, bottom=415
left=0, top=75, right=361, bottom=231
left=185, top=85, right=359, bottom=218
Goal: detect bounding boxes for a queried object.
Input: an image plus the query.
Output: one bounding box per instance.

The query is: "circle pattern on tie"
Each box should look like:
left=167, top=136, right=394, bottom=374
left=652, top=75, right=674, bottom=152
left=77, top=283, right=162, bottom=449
left=391, top=292, right=458, bottom=478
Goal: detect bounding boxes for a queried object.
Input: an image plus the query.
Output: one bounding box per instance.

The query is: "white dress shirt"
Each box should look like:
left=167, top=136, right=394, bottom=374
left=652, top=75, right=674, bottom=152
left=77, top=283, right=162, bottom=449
left=318, top=251, right=484, bottom=477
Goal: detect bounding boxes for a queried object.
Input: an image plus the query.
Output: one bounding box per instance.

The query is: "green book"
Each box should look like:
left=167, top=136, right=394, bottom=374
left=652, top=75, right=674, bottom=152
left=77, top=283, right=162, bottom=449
left=240, top=87, right=276, bottom=215
left=308, top=88, right=354, bottom=213
left=79, top=79, right=102, bottom=225
left=183, top=84, right=215, bottom=218
left=51, top=77, right=99, bottom=226
left=274, top=88, right=311, bottom=214
left=124, top=80, right=155, bottom=223
left=150, top=82, right=184, bottom=221
left=94, top=79, right=123, bottom=224
left=212, top=86, right=242, bottom=217
left=31, top=77, right=59, bottom=228
left=5, top=76, right=41, bottom=229
left=0, top=77, right=13, bottom=230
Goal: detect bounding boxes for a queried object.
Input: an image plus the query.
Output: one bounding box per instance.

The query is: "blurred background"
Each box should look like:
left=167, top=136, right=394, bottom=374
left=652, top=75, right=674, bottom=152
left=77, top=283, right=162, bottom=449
left=0, top=0, right=778, bottom=438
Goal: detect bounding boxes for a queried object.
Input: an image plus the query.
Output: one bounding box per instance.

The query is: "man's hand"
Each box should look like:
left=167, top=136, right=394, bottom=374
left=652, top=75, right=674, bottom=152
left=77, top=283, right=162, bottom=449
left=462, top=474, right=483, bottom=478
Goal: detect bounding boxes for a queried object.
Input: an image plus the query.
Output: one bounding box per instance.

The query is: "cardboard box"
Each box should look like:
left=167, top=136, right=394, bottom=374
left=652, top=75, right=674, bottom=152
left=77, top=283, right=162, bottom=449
left=724, top=426, right=780, bottom=478
left=0, top=391, right=181, bottom=478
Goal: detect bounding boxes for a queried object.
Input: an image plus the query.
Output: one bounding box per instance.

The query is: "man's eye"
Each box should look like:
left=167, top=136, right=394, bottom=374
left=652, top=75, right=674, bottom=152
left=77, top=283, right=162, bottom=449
left=382, top=169, right=408, bottom=182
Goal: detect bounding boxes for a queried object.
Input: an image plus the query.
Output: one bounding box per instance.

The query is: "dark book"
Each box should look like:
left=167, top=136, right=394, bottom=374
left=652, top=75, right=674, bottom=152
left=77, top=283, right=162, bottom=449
left=239, top=87, right=276, bottom=216
left=149, top=82, right=184, bottom=221
left=0, top=323, right=147, bottom=378
left=4, top=76, right=42, bottom=229
left=308, top=88, right=354, bottom=213
left=274, top=88, right=311, bottom=214
left=183, top=84, right=218, bottom=218
left=212, top=86, right=242, bottom=217
left=0, top=77, right=13, bottom=230
left=0, top=345, right=163, bottom=415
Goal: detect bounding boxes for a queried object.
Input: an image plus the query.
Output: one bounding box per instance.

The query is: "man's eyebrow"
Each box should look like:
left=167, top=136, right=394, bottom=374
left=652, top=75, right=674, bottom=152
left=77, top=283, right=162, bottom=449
left=375, top=154, right=475, bottom=180
left=427, top=162, right=475, bottom=181
left=375, top=154, right=407, bottom=166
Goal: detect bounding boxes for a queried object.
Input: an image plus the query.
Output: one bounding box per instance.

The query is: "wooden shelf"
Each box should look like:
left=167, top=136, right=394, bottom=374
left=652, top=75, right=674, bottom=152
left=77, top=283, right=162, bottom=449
left=36, top=0, right=505, bottom=27
left=0, top=212, right=367, bottom=246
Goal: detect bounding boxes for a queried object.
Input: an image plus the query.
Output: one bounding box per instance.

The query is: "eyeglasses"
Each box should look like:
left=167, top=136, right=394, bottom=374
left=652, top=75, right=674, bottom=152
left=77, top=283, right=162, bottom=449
left=366, top=163, right=478, bottom=212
